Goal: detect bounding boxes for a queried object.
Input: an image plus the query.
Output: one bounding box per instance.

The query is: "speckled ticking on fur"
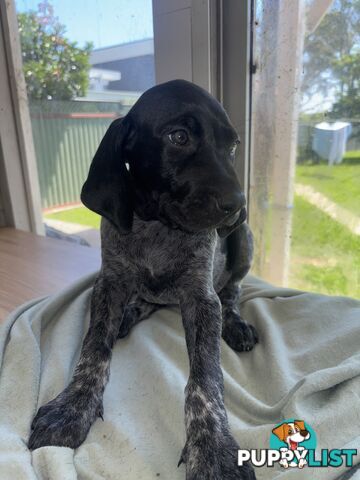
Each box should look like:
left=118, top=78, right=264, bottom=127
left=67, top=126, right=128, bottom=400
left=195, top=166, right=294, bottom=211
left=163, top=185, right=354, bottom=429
left=29, top=80, right=258, bottom=479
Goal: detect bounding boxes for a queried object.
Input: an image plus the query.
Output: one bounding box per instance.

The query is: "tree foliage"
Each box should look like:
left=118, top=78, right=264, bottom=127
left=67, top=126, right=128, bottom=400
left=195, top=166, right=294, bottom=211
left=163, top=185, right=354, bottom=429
left=18, top=2, right=92, bottom=100
left=302, top=0, right=360, bottom=117
left=330, top=53, right=360, bottom=118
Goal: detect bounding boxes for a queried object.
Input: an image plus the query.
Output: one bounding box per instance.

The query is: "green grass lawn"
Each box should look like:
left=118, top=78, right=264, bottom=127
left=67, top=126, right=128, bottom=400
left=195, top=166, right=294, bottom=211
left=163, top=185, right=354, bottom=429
left=296, top=151, right=360, bottom=215
left=45, top=206, right=101, bottom=229
left=290, top=195, right=359, bottom=298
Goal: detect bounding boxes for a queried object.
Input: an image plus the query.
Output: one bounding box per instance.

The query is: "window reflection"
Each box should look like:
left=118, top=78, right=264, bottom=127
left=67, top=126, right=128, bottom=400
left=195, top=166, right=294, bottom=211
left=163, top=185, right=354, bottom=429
left=16, top=0, right=154, bottom=247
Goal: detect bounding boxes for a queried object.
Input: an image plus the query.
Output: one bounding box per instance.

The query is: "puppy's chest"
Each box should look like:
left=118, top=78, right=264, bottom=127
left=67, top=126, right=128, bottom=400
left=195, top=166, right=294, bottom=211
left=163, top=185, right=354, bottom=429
left=104, top=218, right=220, bottom=300
left=127, top=223, right=194, bottom=274
left=121, top=223, right=197, bottom=301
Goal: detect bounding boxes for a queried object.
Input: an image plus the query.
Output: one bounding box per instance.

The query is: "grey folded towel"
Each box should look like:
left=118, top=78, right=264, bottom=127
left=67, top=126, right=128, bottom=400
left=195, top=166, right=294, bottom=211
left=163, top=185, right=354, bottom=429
left=0, top=273, right=359, bottom=479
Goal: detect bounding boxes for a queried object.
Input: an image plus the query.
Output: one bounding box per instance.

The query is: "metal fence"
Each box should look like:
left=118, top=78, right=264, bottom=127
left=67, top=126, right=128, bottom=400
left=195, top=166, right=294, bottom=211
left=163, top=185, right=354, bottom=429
left=29, top=100, right=132, bottom=209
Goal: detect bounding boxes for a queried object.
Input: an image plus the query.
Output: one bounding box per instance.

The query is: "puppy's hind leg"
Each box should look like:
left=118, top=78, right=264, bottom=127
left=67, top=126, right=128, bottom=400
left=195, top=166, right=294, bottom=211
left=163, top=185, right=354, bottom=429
left=220, top=223, right=258, bottom=352
left=219, top=283, right=259, bottom=352
left=118, top=299, right=161, bottom=338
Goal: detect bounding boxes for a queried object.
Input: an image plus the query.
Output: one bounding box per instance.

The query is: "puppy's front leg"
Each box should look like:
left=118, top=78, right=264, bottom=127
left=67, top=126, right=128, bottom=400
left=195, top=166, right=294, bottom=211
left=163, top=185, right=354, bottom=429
left=29, top=274, right=130, bottom=450
left=179, top=291, right=255, bottom=479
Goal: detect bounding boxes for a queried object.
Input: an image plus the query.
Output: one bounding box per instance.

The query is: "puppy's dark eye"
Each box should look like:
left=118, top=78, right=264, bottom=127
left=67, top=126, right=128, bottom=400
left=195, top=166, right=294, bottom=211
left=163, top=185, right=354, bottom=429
left=168, top=130, right=188, bottom=146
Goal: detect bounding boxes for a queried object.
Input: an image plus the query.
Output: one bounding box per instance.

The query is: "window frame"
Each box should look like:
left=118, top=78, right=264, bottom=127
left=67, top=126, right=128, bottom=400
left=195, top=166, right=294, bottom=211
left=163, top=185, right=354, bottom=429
left=1, top=0, right=252, bottom=236
left=153, top=0, right=252, bottom=198
left=0, top=0, right=43, bottom=234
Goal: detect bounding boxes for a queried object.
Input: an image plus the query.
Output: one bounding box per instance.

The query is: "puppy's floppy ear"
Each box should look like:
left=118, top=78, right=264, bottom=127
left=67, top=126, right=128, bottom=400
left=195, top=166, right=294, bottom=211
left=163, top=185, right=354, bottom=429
left=81, top=117, right=134, bottom=234
left=294, top=420, right=306, bottom=431
left=272, top=423, right=287, bottom=442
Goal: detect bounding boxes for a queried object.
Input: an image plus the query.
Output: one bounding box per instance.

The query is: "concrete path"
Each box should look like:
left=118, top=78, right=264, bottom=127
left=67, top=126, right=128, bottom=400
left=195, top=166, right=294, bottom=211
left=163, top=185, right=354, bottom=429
left=295, top=183, right=360, bottom=236
left=44, top=219, right=101, bottom=248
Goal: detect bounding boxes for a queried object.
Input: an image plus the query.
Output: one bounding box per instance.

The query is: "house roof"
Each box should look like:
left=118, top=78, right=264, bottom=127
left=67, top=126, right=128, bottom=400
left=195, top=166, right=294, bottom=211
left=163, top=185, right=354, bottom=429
left=90, top=38, right=154, bottom=64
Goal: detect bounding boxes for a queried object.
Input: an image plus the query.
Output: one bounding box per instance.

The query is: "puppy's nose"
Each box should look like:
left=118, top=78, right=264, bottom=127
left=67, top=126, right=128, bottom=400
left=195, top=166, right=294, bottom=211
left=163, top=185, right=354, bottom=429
left=218, top=192, right=246, bottom=215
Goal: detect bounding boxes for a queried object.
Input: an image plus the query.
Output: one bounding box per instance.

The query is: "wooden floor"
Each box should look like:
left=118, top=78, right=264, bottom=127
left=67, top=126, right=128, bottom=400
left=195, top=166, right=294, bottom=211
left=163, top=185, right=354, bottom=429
left=0, top=228, right=101, bottom=322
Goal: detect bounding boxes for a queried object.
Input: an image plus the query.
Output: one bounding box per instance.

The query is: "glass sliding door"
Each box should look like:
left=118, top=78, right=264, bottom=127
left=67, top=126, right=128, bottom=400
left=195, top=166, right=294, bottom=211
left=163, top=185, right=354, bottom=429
left=249, top=0, right=360, bottom=298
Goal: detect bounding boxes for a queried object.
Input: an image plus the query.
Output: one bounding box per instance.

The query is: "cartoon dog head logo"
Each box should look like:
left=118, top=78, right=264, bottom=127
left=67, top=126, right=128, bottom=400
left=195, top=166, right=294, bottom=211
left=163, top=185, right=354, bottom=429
left=271, top=420, right=315, bottom=469
left=272, top=420, right=310, bottom=451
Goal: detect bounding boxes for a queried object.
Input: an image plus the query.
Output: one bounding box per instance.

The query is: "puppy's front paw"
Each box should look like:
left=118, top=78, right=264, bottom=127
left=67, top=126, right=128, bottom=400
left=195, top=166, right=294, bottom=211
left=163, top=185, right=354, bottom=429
left=28, top=391, right=102, bottom=450
left=222, top=312, right=258, bottom=352
left=179, top=433, right=256, bottom=479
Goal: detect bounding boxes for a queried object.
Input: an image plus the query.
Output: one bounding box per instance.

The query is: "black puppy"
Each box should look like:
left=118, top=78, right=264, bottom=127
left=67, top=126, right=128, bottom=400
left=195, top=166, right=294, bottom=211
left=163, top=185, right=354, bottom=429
left=29, top=80, right=258, bottom=479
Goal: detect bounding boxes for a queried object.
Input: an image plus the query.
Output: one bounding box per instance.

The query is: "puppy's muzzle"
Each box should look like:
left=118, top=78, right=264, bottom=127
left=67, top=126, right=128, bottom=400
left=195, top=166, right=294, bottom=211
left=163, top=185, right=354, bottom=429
left=223, top=207, right=246, bottom=227
left=217, top=191, right=246, bottom=217
left=217, top=191, right=247, bottom=227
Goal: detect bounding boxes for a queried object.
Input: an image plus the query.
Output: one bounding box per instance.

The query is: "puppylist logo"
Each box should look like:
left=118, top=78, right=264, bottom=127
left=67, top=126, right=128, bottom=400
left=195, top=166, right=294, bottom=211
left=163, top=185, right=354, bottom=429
left=238, top=419, right=358, bottom=470
left=270, top=419, right=315, bottom=469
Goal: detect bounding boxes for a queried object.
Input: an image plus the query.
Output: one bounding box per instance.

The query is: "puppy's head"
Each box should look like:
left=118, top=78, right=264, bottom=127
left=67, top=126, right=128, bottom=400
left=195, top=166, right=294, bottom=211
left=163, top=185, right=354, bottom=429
left=81, top=79, right=246, bottom=235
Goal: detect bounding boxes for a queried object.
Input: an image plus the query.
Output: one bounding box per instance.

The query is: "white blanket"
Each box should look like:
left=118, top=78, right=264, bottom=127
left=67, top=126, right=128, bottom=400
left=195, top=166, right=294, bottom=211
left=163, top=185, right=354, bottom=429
left=0, top=273, right=359, bottom=479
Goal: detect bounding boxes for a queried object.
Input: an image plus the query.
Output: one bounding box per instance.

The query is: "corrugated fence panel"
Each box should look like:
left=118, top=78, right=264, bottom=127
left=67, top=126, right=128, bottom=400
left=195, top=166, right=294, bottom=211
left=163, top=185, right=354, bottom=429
left=29, top=100, right=131, bottom=209
left=30, top=98, right=360, bottom=211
